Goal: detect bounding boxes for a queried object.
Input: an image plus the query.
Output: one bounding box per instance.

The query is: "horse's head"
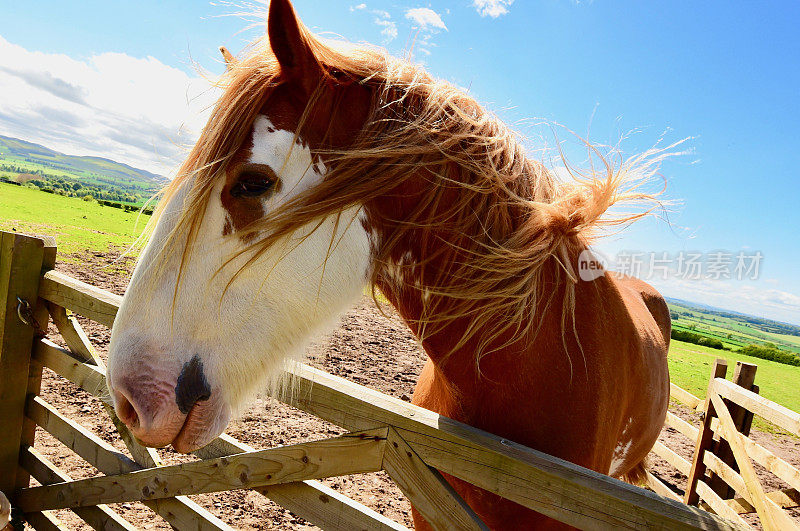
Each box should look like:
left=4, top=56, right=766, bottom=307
left=106, top=0, right=651, bottom=453
left=107, top=0, right=382, bottom=452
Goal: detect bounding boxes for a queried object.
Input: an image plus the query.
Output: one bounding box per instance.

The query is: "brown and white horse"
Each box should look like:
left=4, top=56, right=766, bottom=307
left=107, top=0, right=671, bottom=527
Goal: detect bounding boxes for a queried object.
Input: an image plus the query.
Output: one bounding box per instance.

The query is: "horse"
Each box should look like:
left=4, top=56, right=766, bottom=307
left=106, top=0, right=671, bottom=528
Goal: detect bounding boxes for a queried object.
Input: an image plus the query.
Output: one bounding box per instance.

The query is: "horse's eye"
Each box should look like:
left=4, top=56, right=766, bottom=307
left=328, top=68, right=346, bottom=81
left=230, top=172, right=275, bottom=198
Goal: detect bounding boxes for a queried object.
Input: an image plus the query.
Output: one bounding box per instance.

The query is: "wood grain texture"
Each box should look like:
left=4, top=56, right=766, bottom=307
left=684, top=359, right=728, bottom=506
left=16, top=428, right=387, bottom=512
left=17, top=237, right=57, bottom=492
left=103, top=409, right=235, bottom=531
left=32, top=339, right=106, bottom=398
left=725, top=488, right=800, bottom=515
left=644, top=472, right=681, bottom=502
left=665, top=411, right=700, bottom=441
left=197, top=433, right=407, bottom=531
left=714, top=377, right=800, bottom=437
left=695, top=480, right=752, bottom=529
left=38, top=270, right=121, bottom=328
left=21, top=446, right=137, bottom=531
left=0, top=231, right=45, bottom=493
left=733, top=433, right=800, bottom=493
left=709, top=363, right=757, bottom=498
left=25, top=395, right=232, bottom=530
left=652, top=441, right=691, bottom=476
left=280, top=363, right=745, bottom=530
left=700, top=454, right=799, bottom=515
left=383, top=427, right=487, bottom=531
left=703, top=451, right=748, bottom=503
left=48, top=304, right=104, bottom=367
left=709, top=391, right=797, bottom=531
left=26, top=394, right=139, bottom=475
left=671, top=383, right=704, bottom=411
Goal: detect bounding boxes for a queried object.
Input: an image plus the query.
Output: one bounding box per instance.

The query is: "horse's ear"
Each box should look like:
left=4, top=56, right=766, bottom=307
left=219, top=46, right=236, bottom=71
left=268, top=0, right=319, bottom=92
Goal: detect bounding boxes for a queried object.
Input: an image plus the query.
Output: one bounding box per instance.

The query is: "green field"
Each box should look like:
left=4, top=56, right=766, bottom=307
left=0, top=134, right=165, bottom=205
left=0, top=181, right=150, bottom=257
left=669, top=340, right=800, bottom=410
left=669, top=300, right=800, bottom=354
left=668, top=339, right=800, bottom=434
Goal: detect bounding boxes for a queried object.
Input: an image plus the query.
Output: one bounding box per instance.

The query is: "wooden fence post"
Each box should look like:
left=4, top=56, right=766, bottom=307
left=684, top=358, right=727, bottom=506
left=0, top=232, right=47, bottom=495
left=707, top=362, right=758, bottom=499
left=16, top=236, right=57, bottom=493
left=742, top=384, right=758, bottom=435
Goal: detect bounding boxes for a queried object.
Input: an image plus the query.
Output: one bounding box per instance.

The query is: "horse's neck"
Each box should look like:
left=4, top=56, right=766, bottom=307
left=363, top=171, right=610, bottom=387
left=373, top=234, right=591, bottom=374
left=376, top=267, right=618, bottom=437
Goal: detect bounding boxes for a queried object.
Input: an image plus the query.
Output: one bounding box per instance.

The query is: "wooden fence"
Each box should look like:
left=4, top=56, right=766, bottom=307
left=0, top=230, right=787, bottom=530
left=646, top=357, right=800, bottom=530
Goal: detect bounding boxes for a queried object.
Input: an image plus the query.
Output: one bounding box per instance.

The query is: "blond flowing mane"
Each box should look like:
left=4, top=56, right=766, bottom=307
left=152, top=31, right=675, bottom=363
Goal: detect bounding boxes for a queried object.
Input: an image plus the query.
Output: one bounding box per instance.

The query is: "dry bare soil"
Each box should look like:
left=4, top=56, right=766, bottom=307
left=29, top=251, right=800, bottom=529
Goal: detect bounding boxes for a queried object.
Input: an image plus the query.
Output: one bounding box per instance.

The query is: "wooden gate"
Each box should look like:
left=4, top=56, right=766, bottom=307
left=646, top=360, right=800, bottom=529
left=0, top=231, right=751, bottom=529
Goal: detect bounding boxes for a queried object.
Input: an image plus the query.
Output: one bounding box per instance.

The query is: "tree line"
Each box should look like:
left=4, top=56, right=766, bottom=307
left=671, top=328, right=800, bottom=367
left=0, top=168, right=148, bottom=204
left=1, top=175, right=154, bottom=214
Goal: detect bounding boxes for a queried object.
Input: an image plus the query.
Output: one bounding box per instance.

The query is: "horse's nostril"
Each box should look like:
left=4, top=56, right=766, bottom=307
left=116, top=392, right=139, bottom=428
left=175, top=355, right=212, bottom=414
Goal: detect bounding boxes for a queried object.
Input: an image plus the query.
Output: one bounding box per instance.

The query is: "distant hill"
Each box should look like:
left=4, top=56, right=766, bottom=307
left=0, top=135, right=167, bottom=185
left=0, top=135, right=167, bottom=205
left=666, top=296, right=800, bottom=356
left=666, top=297, right=800, bottom=332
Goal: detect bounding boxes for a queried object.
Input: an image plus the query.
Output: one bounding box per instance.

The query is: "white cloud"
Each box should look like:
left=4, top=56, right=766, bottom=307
left=651, top=276, right=800, bottom=325
left=0, top=35, right=219, bottom=176
left=405, top=8, right=447, bottom=31
left=473, top=0, right=514, bottom=18
left=403, top=8, right=447, bottom=58
left=374, top=18, right=398, bottom=42
left=350, top=5, right=398, bottom=43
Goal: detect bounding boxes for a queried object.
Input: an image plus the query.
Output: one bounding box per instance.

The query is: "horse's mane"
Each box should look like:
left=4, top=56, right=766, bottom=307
left=153, top=29, right=675, bottom=365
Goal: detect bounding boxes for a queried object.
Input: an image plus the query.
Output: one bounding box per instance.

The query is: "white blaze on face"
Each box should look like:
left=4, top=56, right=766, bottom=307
left=249, top=115, right=327, bottom=198
left=107, top=114, right=372, bottom=450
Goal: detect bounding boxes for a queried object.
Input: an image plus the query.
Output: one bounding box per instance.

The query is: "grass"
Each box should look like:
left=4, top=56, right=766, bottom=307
left=669, top=301, right=800, bottom=354
left=0, top=182, right=150, bottom=257
left=763, top=329, right=800, bottom=349
left=668, top=338, right=800, bottom=434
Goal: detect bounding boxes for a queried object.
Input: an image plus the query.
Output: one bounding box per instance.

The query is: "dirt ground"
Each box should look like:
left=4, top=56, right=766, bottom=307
left=22, top=251, right=800, bottom=529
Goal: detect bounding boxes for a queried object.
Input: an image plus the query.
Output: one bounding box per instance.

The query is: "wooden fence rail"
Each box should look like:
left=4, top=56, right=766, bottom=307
left=1, top=231, right=792, bottom=530
left=648, top=357, right=800, bottom=530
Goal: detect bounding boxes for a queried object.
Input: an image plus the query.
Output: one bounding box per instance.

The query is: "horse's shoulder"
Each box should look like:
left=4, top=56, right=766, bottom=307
left=611, top=274, right=671, bottom=345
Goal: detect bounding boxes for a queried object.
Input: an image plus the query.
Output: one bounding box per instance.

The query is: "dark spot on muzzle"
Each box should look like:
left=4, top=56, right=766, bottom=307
left=175, top=355, right=211, bottom=414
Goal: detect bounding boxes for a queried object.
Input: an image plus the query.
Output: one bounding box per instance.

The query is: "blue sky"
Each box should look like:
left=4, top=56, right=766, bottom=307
left=1, top=1, right=798, bottom=323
